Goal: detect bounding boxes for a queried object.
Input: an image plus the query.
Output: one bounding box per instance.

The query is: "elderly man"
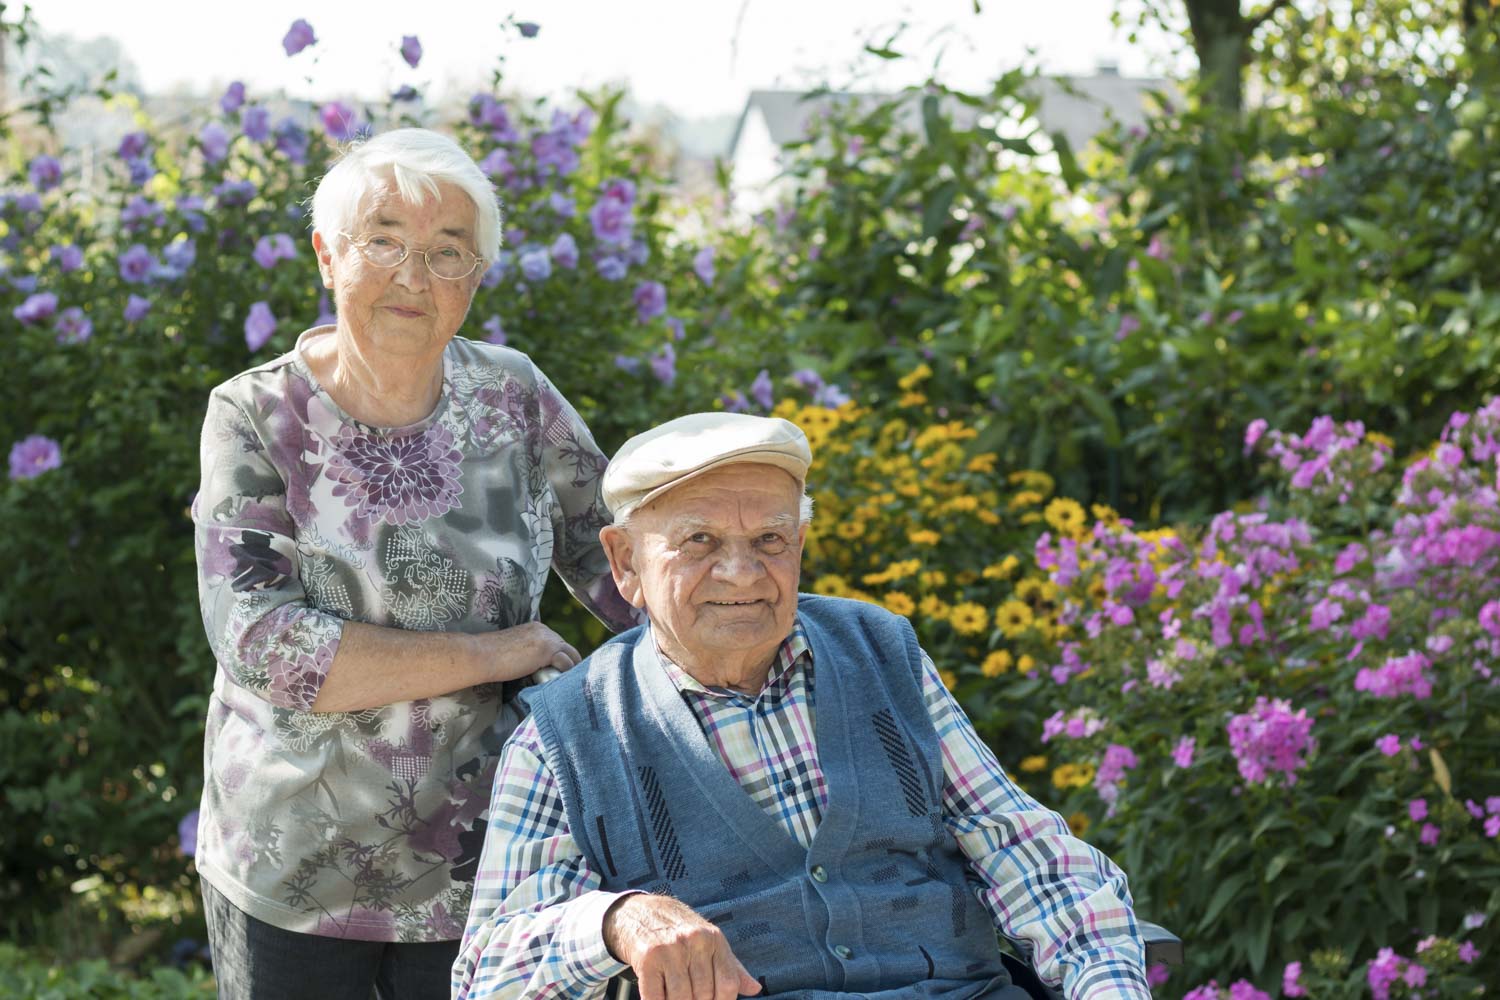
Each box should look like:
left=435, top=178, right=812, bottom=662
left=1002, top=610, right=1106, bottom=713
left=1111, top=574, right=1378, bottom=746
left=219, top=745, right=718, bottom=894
left=454, top=414, right=1151, bottom=1000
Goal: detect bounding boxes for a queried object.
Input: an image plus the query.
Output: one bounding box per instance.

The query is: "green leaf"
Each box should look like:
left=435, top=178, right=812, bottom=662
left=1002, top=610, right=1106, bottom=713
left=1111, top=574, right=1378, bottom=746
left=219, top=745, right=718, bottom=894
left=1342, top=216, right=1395, bottom=253
left=864, top=45, right=903, bottom=60
left=1052, top=131, right=1084, bottom=191
left=923, top=181, right=959, bottom=240
left=1200, top=872, right=1249, bottom=928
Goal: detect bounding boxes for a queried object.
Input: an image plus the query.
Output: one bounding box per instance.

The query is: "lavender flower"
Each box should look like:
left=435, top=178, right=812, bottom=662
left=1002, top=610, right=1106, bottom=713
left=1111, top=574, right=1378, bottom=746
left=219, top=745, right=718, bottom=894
left=589, top=181, right=635, bottom=246
left=282, top=18, right=317, bottom=56
left=213, top=179, right=258, bottom=207
left=220, top=81, right=246, bottom=115
left=124, top=295, right=152, bottom=323
left=54, top=307, right=92, bottom=344
left=1171, top=736, right=1195, bottom=768
left=614, top=354, right=641, bottom=374
left=1226, top=697, right=1315, bottom=786
left=244, top=301, right=277, bottom=351
left=160, top=236, right=197, bottom=279
left=1115, top=314, right=1140, bottom=340
left=400, top=35, right=422, bottom=68
left=274, top=119, right=309, bottom=164
left=517, top=21, right=540, bottom=37
left=665, top=316, right=685, bottom=341
left=478, top=148, right=511, bottom=179
left=549, top=192, right=575, bottom=217
left=8, top=434, right=62, bottom=480
left=392, top=85, right=420, bottom=102
left=29, top=154, right=62, bottom=192
left=118, top=244, right=156, bottom=284
left=814, top=383, right=851, bottom=407
left=14, top=292, right=59, bottom=325
left=720, top=391, right=749, bottom=413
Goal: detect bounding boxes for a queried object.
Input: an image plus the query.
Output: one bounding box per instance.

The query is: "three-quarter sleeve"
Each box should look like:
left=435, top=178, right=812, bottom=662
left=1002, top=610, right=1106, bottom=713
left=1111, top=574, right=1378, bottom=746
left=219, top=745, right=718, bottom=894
left=533, top=369, right=642, bottom=633
left=193, top=387, right=345, bottom=711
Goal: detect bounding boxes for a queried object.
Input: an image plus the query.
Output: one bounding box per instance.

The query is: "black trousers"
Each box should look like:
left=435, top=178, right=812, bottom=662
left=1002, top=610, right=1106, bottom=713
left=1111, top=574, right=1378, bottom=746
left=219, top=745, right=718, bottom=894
left=201, top=881, right=459, bottom=1000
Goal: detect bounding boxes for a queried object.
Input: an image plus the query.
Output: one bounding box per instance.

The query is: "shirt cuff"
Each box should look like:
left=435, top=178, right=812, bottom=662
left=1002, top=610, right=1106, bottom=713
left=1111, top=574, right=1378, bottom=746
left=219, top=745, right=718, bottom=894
left=574, top=889, right=639, bottom=982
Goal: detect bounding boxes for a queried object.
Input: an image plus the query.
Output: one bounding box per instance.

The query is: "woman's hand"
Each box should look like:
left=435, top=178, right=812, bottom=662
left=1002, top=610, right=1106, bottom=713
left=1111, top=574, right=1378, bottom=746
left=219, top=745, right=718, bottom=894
left=476, top=621, right=581, bottom=682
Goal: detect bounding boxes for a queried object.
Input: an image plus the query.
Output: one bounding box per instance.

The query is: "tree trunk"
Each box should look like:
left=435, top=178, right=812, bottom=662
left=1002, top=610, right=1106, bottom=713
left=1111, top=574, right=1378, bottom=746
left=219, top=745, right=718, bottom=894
left=1184, top=0, right=1248, bottom=115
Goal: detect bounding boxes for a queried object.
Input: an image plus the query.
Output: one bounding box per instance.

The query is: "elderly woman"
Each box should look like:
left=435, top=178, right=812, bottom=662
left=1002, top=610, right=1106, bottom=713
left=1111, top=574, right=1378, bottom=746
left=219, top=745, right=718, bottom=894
left=190, top=128, right=638, bottom=1000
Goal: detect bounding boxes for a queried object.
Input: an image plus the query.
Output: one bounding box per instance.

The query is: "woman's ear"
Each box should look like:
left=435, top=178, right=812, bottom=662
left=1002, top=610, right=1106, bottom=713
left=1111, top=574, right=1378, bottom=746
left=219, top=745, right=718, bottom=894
left=311, top=231, right=335, bottom=290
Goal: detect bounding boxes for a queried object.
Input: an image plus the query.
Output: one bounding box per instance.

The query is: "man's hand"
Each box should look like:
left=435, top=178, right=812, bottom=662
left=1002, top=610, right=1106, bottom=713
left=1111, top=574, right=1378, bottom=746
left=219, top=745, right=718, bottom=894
left=603, top=894, right=761, bottom=1000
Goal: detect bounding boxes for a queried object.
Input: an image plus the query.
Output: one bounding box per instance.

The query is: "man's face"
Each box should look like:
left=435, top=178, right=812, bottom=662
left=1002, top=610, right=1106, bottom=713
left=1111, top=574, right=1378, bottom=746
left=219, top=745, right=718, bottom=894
left=602, top=463, right=805, bottom=681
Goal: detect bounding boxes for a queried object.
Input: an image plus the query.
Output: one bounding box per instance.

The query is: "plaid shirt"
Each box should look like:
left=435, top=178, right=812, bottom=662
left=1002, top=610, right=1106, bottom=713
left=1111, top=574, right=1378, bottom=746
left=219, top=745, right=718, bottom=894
left=453, top=620, right=1150, bottom=1000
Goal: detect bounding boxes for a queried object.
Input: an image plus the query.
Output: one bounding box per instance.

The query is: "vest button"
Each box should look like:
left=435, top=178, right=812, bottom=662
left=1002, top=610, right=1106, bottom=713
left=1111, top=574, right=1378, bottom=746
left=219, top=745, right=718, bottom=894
left=810, top=865, right=828, bottom=883
left=833, top=944, right=853, bottom=960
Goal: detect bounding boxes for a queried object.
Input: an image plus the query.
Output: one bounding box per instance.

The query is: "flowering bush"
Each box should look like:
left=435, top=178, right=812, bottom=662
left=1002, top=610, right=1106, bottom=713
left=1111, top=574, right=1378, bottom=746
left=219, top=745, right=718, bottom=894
left=795, top=373, right=1498, bottom=995
left=0, top=16, right=774, bottom=940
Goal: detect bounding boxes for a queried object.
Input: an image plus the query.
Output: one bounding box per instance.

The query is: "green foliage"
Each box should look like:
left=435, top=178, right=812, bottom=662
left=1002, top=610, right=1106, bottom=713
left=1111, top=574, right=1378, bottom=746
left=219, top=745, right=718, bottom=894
left=0, top=944, right=213, bottom=999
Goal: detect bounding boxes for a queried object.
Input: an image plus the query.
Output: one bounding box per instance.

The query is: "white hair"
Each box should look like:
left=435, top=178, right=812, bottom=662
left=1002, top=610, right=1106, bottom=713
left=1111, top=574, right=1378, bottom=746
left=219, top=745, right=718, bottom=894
left=615, top=490, right=815, bottom=529
left=310, top=128, right=501, bottom=260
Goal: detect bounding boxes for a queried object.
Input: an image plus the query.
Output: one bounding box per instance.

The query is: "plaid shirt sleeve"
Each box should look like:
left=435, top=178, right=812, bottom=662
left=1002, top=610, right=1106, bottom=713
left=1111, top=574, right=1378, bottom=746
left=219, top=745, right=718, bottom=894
left=920, top=653, right=1152, bottom=1000
left=452, top=717, right=631, bottom=1000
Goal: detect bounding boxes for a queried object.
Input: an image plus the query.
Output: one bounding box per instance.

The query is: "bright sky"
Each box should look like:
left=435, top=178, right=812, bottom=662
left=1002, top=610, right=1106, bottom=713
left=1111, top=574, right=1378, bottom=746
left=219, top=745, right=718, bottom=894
left=26, top=0, right=1185, bottom=118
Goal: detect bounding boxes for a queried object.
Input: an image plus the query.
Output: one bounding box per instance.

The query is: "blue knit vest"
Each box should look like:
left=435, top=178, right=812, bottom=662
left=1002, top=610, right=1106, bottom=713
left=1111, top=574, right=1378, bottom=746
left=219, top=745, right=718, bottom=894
left=526, top=594, right=1024, bottom=1000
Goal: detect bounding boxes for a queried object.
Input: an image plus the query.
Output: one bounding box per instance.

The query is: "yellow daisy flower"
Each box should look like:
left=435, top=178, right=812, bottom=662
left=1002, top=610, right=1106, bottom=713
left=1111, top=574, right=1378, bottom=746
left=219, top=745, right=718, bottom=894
left=898, top=391, right=928, bottom=407
left=897, top=363, right=933, bottom=390
left=995, top=600, right=1034, bottom=637
left=1016, top=654, right=1036, bottom=674
left=1052, top=762, right=1096, bottom=789
left=918, top=594, right=950, bottom=620
left=981, top=649, right=1013, bottom=677
left=812, top=574, right=849, bottom=597
left=1043, top=497, right=1088, bottom=537
left=908, top=529, right=941, bottom=546
left=983, top=555, right=1020, bottom=580
left=1019, top=754, right=1048, bottom=773
left=1067, top=811, right=1091, bottom=837
left=950, top=602, right=989, bottom=636
left=835, top=520, right=866, bottom=540
left=938, top=668, right=958, bottom=690
left=883, top=592, right=916, bottom=617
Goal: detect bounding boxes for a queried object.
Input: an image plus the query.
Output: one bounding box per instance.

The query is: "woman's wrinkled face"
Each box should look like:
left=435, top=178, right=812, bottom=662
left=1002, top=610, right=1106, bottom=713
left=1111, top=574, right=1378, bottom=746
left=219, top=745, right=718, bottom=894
left=313, top=178, right=482, bottom=362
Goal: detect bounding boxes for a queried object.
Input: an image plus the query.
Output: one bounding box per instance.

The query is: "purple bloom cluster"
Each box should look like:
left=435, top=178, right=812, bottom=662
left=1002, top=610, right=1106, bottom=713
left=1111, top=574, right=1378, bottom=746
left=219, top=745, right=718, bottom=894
left=29, top=154, right=62, bottom=192
left=9, top=434, right=62, bottom=481
left=1366, top=947, right=1426, bottom=1000
left=1041, top=707, right=1106, bottom=743
left=1226, top=697, right=1315, bottom=787
left=199, top=122, right=231, bottom=163
left=400, top=35, right=422, bottom=69
left=283, top=18, right=317, bottom=56
left=253, top=233, right=298, bottom=270
left=14, top=291, right=59, bottom=325
left=1354, top=650, right=1434, bottom=699
left=54, top=307, right=93, bottom=344
left=244, top=301, right=278, bottom=351
left=1093, top=742, right=1137, bottom=812
left=590, top=178, right=636, bottom=247
left=1249, top=414, right=1391, bottom=503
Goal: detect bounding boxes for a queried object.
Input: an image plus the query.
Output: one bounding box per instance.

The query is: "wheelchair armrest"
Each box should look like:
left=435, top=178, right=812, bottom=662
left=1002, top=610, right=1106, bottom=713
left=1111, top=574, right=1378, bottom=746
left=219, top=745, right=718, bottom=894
left=1139, top=919, right=1184, bottom=967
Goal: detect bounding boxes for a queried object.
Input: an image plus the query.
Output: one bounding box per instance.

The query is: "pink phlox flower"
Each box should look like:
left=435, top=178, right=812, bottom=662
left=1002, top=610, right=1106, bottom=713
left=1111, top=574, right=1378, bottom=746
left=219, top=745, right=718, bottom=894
left=1171, top=736, right=1195, bottom=769
left=1374, top=734, right=1401, bottom=756
left=1226, top=697, right=1315, bottom=787
left=1243, top=418, right=1268, bottom=453
left=1354, top=650, right=1433, bottom=700
left=1146, top=964, right=1170, bottom=987
left=1408, top=798, right=1428, bottom=822
left=1334, top=542, right=1367, bottom=574
left=1226, top=981, right=1271, bottom=1000
left=1147, top=657, right=1181, bottom=690
left=1459, top=941, right=1480, bottom=963
left=1281, top=961, right=1306, bottom=997
left=1366, top=947, right=1404, bottom=1000
left=1480, top=599, right=1500, bottom=638
left=1350, top=602, right=1392, bottom=641
left=1419, top=822, right=1440, bottom=845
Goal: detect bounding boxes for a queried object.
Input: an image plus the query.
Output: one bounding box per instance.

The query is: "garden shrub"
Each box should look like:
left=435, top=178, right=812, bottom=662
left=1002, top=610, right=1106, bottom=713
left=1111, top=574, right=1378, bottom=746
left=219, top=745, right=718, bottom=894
left=0, top=943, right=213, bottom=999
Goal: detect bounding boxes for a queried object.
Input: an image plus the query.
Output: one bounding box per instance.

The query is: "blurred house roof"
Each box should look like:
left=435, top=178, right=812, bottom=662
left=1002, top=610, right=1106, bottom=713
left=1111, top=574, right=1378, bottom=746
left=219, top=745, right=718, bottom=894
left=728, top=66, right=1172, bottom=159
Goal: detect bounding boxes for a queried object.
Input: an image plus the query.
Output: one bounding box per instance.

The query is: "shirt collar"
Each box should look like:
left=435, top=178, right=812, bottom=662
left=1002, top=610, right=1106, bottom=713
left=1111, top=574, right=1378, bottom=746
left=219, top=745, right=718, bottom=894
left=652, top=616, right=813, bottom=699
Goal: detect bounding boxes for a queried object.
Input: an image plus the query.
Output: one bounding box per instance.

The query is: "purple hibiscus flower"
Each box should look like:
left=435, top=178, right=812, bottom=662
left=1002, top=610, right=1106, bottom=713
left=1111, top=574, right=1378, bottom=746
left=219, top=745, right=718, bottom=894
left=8, top=434, right=62, bottom=481
left=650, top=343, right=676, bottom=386
left=549, top=233, right=579, bottom=270
left=282, top=18, right=317, bottom=56
left=519, top=247, right=552, bottom=282
left=220, top=81, right=246, bottom=115
left=118, top=244, right=157, bottom=284
left=178, top=809, right=200, bottom=857
left=517, top=21, right=540, bottom=37
left=633, top=281, right=666, bottom=324
left=320, top=101, right=362, bottom=141
left=29, top=154, right=62, bottom=192
left=400, top=34, right=422, bottom=68
left=693, top=246, right=716, bottom=286
left=52, top=244, right=84, bottom=273
left=14, top=292, right=59, bottom=325
left=124, top=295, right=152, bottom=323
left=595, top=255, right=627, bottom=281
left=54, top=307, right=92, bottom=344
left=199, top=122, right=231, bottom=163
left=118, top=131, right=150, bottom=161
left=244, top=301, right=277, bottom=351
left=750, top=369, right=774, bottom=410
left=241, top=106, right=271, bottom=143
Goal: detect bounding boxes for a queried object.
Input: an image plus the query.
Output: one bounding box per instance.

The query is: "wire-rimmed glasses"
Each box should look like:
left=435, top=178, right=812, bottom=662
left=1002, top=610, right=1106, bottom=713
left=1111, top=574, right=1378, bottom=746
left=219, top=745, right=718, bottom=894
left=339, top=232, right=485, bottom=280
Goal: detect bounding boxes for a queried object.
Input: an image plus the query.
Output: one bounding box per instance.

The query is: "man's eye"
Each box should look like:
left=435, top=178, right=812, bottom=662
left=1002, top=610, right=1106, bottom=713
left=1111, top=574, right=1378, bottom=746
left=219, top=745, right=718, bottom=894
left=758, top=534, right=788, bottom=552
left=687, top=532, right=713, bottom=545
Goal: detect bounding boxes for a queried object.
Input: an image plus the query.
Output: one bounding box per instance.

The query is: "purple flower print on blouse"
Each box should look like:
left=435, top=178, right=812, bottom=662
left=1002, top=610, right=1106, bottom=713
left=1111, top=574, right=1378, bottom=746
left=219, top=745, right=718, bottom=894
left=326, top=423, right=465, bottom=526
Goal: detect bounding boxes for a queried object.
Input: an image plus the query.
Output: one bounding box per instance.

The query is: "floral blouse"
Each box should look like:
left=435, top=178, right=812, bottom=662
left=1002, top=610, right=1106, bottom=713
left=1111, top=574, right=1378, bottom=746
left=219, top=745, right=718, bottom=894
left=192, top=328, right=638, bottom=942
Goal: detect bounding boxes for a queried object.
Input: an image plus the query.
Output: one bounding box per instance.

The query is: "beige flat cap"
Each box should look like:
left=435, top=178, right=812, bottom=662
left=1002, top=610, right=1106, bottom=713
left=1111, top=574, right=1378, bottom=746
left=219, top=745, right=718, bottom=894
left=604, top=412, right=811, bottom=518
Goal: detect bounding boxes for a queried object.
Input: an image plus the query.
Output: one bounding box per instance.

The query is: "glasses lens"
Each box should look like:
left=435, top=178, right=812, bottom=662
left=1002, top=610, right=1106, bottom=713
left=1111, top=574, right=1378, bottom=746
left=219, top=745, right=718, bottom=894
left=361, top=235, right=406, bottom=267
left=427, top=246, right=476, bottom=280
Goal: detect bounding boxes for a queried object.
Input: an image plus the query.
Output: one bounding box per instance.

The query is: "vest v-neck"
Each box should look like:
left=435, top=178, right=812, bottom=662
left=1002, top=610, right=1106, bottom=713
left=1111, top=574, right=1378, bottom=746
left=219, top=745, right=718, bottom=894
left=633, top=630, right=855, bottom=873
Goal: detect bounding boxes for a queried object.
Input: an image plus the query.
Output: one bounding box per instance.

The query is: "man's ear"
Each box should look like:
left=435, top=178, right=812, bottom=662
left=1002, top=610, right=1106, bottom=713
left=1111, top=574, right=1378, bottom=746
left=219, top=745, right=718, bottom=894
left=311, top=231, right=335, bottom=290
left=600, top=524, right=646, bottom=610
